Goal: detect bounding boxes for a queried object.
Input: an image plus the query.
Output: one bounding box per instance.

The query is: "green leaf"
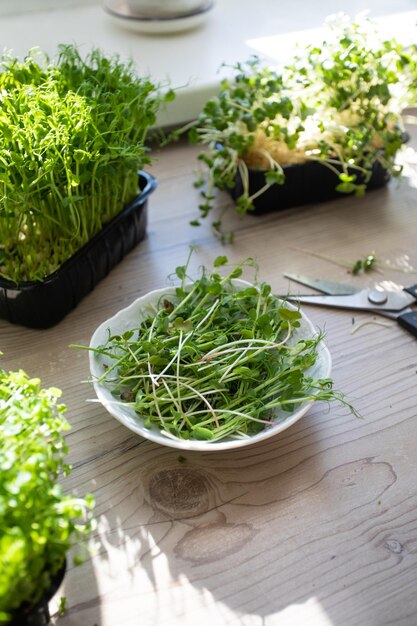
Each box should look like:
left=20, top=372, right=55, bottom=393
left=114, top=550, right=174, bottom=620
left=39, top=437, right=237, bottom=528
left=148, top=354, right=169, bottom=365
left=207, top=282, right=222, bottom=295
left=58, top=596, right=68, bottom=615
left=135, top=391, right=144, bottom=410
left=192, top=426, right=214, bottom=440
left=229, top=267, right=243, bottom=279
left=278, top=307, right=302, bottom=322
left=240, top=328, right=254, bottom=339
left=188, top=127, right=200, bottom=144
left=175, top=266, right=186, bottom=279
left=234, top=287, right=258, bottom=299
left=233, top=366, right=252, bottom=378
left=265, top=169, right=285, bottom=185
left=214, top=255, right=228, bottom=267
left=339, top=173, right=356, bottom=183
left=261, top=283, right=271, bottom=297
left=164, top=88, right=176, bottom=102
left=336, top=182, right=356, bottom=194
left=174, top=317, right=193, bottom=332
left=364, top=255, right=376, bottom=271
left=73, top=149, right=90, bottom=164
left=256, top=313, right=271, bottom=328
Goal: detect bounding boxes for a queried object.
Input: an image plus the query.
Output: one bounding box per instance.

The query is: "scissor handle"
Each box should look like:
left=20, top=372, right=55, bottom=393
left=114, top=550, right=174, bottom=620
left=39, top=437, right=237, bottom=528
left=398, top=311, right=417, bottom=337
left=403, top=284, right=417, bottom=300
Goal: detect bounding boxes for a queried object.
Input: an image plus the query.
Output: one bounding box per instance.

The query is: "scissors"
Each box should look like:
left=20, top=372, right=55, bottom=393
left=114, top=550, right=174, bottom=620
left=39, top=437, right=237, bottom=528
left=284, top=273, right=417, bottom=337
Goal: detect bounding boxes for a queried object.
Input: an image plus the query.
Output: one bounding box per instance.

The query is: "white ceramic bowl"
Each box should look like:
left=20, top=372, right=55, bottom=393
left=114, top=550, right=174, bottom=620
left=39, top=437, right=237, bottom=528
left=89, top=282, right=331, bottom=451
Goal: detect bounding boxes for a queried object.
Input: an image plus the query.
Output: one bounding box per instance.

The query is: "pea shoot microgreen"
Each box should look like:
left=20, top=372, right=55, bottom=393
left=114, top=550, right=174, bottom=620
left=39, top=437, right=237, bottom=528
left=88, top=254, right=355, bottom=442
left=0, top=45, right=174, bottom=283
left=185, top=14, right=417, bottom=234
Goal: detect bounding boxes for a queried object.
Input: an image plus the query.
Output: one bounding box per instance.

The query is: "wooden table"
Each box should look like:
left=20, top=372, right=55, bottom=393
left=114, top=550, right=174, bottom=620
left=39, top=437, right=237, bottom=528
left=2, top=121, right=417, bottom=626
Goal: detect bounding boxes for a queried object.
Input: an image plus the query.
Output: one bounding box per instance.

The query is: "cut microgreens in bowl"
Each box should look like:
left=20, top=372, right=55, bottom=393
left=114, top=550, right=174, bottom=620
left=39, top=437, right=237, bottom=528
left=85, top=254, right=354, bottom=450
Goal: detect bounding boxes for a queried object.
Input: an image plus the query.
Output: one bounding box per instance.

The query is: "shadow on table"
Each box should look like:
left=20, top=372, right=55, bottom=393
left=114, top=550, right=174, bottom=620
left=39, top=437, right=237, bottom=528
left=87, top=398, right=399, bottom=626
left=50, top=555, right=101, bottom=626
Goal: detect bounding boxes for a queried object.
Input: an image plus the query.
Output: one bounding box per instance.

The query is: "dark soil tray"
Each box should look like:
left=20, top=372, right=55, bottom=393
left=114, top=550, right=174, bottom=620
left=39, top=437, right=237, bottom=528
left=229, top=158, right=390, bottom=215
left=0, top=171, right=157, bottom=329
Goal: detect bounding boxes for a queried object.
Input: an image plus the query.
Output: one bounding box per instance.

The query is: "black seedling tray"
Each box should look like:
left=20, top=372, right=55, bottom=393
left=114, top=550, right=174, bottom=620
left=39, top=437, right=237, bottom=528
left=229, top=158, right=390, bottom=215
left=0, top=171, right=157, bottom=329
left=9, top=560, right=66, bottom=626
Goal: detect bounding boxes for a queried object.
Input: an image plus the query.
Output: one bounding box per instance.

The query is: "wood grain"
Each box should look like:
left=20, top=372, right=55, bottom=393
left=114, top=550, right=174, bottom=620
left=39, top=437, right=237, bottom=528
left=2, top=121, right=417, bottom=626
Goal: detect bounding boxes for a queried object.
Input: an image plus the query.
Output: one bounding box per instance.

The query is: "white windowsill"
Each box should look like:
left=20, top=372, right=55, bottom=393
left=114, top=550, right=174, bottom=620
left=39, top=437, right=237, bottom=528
left=0, top=0, right=416, bottom=126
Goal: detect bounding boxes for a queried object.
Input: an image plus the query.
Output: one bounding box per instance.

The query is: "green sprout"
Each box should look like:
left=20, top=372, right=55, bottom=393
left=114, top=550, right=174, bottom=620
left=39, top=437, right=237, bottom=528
left=0, top=45, right=173, bottom=283
left=185, top=14, right=417, bottom=235
left=85, top=253, right=356, bottom=442
left=352, top=254, right=378, bottom=275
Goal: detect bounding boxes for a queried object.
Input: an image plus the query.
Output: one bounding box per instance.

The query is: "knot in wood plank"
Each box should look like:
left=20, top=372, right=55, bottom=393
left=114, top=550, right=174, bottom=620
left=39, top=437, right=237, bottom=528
left=147, top=468, right=211, bottom=519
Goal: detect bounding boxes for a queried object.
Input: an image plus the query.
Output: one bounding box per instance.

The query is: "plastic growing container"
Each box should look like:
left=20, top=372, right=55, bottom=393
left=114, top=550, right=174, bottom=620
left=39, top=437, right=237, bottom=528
left=229, top=158, right=390, bottom=215
left=0, top=172, right=157, bottom=329
left=9, top=560, right=66, bottom=626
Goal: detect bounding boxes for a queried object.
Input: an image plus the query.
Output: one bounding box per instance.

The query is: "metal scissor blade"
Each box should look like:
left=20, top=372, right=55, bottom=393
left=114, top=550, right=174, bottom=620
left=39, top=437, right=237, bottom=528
left=287, top=289, right=416, bottom=312
left=283, top=273, right=361, bottom=295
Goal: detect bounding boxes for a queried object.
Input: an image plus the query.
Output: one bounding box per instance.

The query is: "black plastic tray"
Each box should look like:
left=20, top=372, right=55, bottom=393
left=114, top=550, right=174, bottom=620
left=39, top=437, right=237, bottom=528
left=9, top=560, right=66, bottom=626
left=229, top=158, right=390, bottom=215
left=0, top=171, right=157, bottom=329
